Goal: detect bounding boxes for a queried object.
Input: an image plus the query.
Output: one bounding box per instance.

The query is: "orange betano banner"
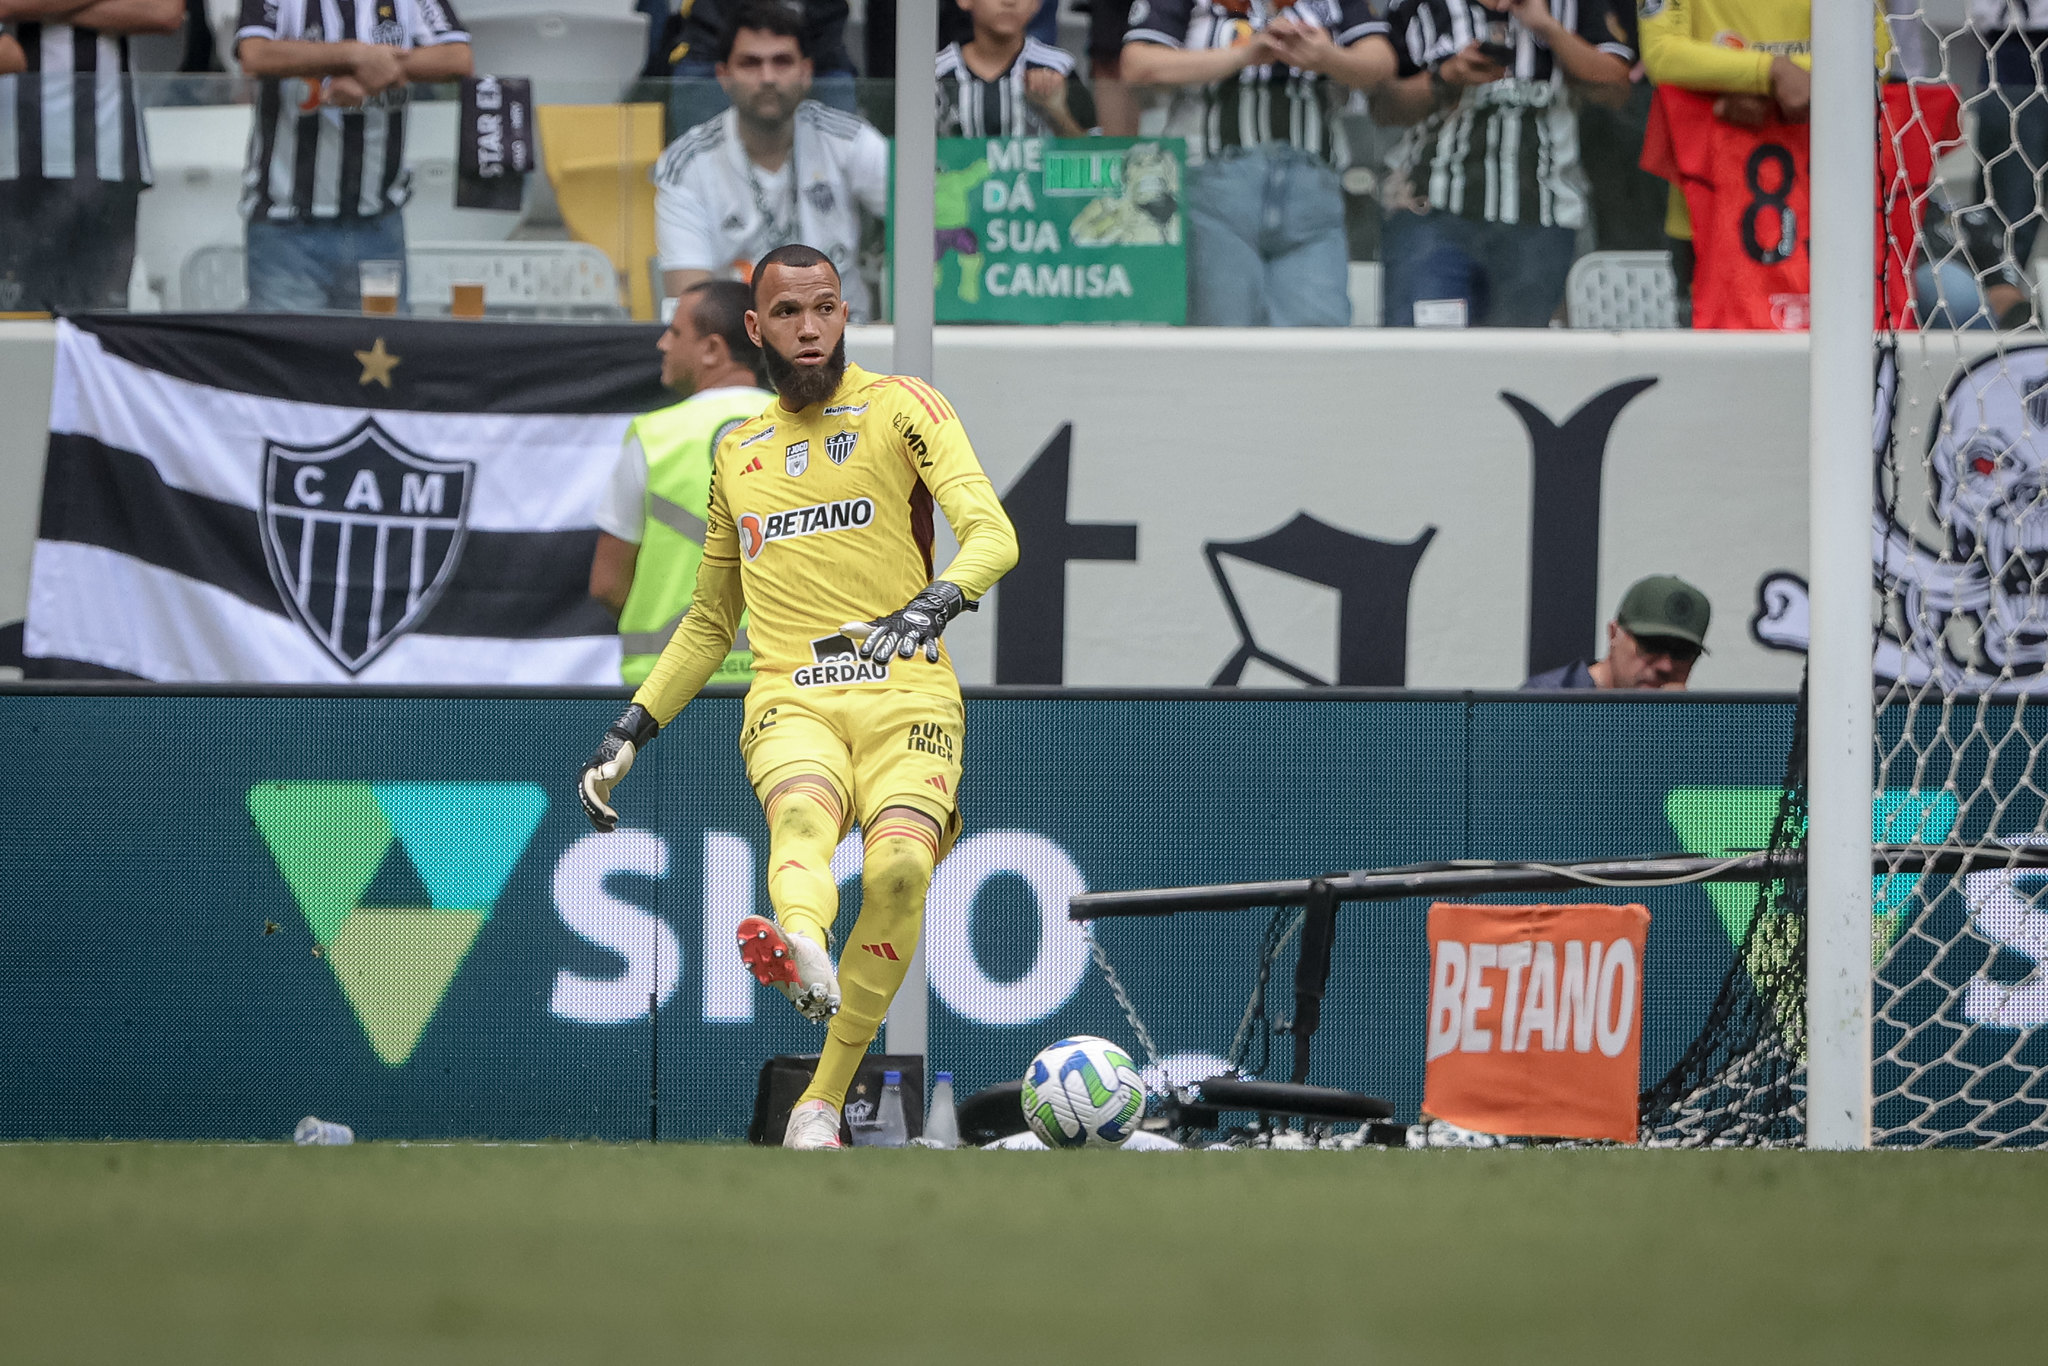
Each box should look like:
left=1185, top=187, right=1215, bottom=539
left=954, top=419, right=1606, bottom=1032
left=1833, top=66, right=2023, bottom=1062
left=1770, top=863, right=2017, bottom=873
left=1423, top=902, right=1650, bottom=1143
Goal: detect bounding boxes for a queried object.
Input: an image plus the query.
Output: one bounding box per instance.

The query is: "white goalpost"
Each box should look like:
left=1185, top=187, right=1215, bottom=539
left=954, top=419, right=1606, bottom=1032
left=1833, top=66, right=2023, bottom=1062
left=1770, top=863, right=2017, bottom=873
left=1806, top=0, right=1879, bottom=1151
left=886, top=0, right=940, bottom=1063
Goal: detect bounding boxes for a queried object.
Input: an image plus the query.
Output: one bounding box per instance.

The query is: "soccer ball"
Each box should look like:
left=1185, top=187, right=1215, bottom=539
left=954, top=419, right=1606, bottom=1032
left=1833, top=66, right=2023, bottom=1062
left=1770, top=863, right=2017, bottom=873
left=1020, top=1036, right=1146, bottom=1148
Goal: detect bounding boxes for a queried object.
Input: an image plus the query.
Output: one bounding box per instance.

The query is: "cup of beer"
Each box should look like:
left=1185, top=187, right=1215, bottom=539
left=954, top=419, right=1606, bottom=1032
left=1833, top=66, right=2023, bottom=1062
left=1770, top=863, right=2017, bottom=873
left=450, top=280, right=485, bottom=318
left=359, top=259, right=402, bottom=315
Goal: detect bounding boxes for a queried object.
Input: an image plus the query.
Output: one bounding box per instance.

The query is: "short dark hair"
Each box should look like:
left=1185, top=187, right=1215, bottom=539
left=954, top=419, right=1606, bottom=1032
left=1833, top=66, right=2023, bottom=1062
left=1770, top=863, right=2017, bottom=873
left=681, top=279, right=763, bottom=383
left=750, top=243, right=839, bottom=305
left=718, top=0, right=807, bottom=62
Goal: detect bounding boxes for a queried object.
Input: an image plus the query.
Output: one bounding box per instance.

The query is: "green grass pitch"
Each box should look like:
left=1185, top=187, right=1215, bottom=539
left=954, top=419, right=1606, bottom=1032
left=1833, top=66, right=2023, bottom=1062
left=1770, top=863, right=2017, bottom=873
left=3, top=1143, right=2043, bottom=1364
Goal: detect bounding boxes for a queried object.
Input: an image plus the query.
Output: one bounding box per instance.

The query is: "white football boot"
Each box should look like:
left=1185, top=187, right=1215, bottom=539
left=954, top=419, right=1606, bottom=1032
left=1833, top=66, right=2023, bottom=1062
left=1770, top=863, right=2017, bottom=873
left=736, top=915, right=841, bottom=1022
left=782, top=1098, right=844, bottom=1151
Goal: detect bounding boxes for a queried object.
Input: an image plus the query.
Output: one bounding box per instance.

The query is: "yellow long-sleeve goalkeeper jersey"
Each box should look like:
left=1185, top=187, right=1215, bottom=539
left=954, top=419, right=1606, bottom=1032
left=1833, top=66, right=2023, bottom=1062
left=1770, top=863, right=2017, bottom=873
left=633, top=362, right=1019, bottom=722
left=1640, top=0, right=1890, bottom=237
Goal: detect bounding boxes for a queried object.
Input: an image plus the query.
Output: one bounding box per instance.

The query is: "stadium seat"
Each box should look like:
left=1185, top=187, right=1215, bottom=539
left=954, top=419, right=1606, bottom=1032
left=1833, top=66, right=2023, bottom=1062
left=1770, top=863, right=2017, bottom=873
left=1348, top=261, right=1382, bottom=327
left=1565, top=250, right=1680, bottom=330
left=179, top=244, right=245, bottom=311
left=136, top=104, right=254, bottom=311
left=535, top=102, right=664, bottom=320
left=406, top=240, right=626, bottom=316
left=465, top=10, right=650, bottom=104
left=178, top=240, right=627, bottom=316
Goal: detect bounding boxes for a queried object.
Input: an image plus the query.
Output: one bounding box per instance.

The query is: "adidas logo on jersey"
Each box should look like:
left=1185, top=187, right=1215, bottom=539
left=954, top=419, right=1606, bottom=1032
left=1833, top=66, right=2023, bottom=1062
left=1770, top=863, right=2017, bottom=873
left=737, top=498, right=874, bottom=560
left=740, top=455, right=765, bottom=474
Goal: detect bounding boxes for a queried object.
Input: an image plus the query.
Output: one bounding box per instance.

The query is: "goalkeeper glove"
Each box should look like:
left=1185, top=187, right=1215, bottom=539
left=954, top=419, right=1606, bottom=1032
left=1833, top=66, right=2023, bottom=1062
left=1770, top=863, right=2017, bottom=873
left=842, top=581, right=976, bottom=664
left=577, top=703, right=659, bottom=833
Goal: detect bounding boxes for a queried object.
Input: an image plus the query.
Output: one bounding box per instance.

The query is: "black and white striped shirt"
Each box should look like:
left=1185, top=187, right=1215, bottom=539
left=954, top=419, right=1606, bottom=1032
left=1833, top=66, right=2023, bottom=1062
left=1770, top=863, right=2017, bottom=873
left=0, top=24, right=150, bottom=185
left=1123, top=0, right=1388, bottom=164
left=935, top=38, right=1097, bottom=138
left=1384, top=0, right=1631, bottom=229
left=235, top=0, right=469, bottom=222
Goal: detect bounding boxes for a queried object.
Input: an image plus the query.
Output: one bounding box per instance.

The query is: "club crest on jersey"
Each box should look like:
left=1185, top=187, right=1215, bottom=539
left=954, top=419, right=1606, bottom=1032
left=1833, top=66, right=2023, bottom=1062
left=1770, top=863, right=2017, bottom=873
left=786, top=440, right=810, bottom=477
left=259, top=418, right=473, bottom=674
left=736, top=497, right=875, bottom=560
left=826, top=431, right=858, bottom=465
left=796, top=632, right=889, bottom=687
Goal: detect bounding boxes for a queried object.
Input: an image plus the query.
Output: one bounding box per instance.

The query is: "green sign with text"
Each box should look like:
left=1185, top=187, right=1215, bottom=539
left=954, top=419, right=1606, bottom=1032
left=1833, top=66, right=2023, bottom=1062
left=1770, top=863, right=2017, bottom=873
left=934, top=136, right=1186, bottom=325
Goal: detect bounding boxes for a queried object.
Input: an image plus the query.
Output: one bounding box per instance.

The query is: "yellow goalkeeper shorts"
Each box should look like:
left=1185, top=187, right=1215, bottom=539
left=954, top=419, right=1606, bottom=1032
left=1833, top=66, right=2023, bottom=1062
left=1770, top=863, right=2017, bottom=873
left=738, top=678, right=965, bottom=841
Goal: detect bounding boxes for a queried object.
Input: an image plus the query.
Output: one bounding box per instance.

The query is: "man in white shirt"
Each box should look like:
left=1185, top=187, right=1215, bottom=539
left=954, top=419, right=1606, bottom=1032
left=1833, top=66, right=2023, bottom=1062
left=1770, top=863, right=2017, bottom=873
left=652, top=0, right=887, bottom=319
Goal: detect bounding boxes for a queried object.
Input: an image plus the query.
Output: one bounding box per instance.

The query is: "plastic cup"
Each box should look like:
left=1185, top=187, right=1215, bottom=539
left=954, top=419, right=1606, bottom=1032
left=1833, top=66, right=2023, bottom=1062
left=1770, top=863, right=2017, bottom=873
left=359, top=260, right=402, bottom=315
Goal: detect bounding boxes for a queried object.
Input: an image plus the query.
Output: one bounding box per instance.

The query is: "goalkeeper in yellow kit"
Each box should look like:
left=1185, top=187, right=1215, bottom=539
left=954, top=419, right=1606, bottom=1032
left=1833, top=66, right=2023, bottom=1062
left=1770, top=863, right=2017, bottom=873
left=576, top=243, right=1019, bottom=1150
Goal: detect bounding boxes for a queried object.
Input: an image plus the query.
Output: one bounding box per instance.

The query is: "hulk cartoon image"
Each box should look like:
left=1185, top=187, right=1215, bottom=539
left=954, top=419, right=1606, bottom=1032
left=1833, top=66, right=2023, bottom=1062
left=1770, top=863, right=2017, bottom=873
left=935, top=158, right=990, bottom=303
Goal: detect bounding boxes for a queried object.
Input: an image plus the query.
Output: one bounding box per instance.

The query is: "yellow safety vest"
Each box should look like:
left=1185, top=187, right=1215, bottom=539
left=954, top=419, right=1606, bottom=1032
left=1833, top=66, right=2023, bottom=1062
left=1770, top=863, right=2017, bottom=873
left=618, top=387, right=769, bottom=685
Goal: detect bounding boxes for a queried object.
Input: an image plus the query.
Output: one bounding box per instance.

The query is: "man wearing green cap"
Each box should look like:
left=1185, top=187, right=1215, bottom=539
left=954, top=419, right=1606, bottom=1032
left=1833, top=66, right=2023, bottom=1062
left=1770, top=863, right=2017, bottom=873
left=1522, top=574, right=1711, bottom=690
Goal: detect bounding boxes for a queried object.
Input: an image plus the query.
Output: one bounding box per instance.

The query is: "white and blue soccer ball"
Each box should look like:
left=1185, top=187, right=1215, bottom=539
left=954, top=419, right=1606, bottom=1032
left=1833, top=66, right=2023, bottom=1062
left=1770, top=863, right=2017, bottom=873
left=1020, top=1036, right=1146, bottom=1148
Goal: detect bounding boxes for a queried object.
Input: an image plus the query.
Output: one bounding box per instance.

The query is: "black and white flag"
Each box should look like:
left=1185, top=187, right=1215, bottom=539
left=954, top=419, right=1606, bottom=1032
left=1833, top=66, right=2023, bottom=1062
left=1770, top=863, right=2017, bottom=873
left=27, top=314, right=671, bottom=682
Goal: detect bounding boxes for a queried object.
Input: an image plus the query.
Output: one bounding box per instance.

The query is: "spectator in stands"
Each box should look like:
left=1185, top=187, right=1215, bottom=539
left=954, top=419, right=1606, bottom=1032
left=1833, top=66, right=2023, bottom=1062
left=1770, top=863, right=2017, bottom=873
left=1122, top=0, right=1396, bottom=327
left=1082, top=0, right=1137, bottom=136
left=1969, top=2, right=2048, bottom=272
left=593, top=279, right=769, bottom=686
left=1915, top=182, right=2032, bottom=329
left=1522, top=574, right=1711, bottom=690
left=1639, top=0, right=1816, bottom=320
left=234, top=0, right=473, bottom=312
left=662, top=0, right=857, bottom=134
left=942, top=0, right=1057, bottom=49
left=1577, top=0, right=1670, bottom=253
left=0, top=0, right=181, bottom=314
left=653, top=0, right=888, bottom=319
left=1373, top=0, right=1632, bottom=328
left=937, top=0, right=1095, bottom=138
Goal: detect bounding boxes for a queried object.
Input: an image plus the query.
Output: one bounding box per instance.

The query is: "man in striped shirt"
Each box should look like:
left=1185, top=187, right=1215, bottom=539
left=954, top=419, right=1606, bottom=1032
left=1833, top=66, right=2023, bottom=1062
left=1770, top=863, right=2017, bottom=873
left=1373, top=0, right=1630, bottom=327
left=0, top=0, right=180, bottom=314
left=1122, top=0, right=1396, bottom=326
left=234, top=0, right=472, bottom=311
left=936, top=0, right=1096, bottom=138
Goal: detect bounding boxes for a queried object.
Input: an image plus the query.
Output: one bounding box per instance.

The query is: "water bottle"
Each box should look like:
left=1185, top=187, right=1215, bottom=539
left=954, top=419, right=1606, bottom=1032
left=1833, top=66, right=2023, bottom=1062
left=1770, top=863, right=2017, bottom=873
left=294, top=1116, right=354, bottom=1146
left=924, top=1071, right=960, bottom=1149
left=874, top=1071, right=909, bottom=1148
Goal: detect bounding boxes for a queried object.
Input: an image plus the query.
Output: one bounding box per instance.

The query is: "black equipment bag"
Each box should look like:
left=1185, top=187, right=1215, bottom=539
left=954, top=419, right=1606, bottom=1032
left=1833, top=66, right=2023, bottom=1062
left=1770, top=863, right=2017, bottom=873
left=749, top=1053, right=926, bottom=1146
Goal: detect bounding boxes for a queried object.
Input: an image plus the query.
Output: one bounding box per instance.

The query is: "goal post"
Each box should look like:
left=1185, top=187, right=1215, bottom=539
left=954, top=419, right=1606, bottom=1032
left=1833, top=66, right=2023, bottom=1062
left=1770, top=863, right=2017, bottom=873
left=1807, top=0, right=1878, bottom=1151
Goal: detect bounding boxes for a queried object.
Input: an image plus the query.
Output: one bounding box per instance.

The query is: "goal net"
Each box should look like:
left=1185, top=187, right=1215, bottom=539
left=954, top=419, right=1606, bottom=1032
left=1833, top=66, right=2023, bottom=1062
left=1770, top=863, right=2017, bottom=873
left=1649, top=2, right=2048, bottom=1147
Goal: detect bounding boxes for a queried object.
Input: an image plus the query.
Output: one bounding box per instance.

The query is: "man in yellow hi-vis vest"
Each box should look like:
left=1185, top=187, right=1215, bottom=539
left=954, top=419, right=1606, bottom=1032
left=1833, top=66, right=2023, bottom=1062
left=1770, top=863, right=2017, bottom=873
left=592, top=279, right=771, bottom=685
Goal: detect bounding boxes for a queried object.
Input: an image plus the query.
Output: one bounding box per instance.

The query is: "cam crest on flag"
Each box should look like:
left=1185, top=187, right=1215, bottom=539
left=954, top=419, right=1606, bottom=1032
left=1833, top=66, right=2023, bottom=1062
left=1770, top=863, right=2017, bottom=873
left=259, top=419, right=476, bottom=673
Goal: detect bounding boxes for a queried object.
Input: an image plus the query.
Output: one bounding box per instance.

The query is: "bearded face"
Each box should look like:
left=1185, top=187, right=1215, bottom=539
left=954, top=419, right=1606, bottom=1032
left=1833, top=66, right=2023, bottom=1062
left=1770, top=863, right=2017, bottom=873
left=762, top=329, right=846, bottom=411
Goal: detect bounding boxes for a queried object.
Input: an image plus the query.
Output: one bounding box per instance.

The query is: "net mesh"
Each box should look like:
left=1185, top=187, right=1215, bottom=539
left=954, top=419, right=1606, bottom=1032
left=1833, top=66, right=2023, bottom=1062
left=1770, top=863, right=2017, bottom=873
left=1651, top=6, right=2048, bottom=1146
left=1874, top=5, right=2048, bottom=1147
left=1639, top=682, right=1809, bottom=1146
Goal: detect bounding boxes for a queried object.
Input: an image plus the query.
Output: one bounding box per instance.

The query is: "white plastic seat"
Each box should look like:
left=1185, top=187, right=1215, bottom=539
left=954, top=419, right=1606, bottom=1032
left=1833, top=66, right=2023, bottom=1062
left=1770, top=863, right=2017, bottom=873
left=406, top=240, right=625, bottom=316
left=178, top=240, right=627, bottom=316
left=1565, top=250, right=1680, bottom=330
left=136, top=104, right=254, bottom=310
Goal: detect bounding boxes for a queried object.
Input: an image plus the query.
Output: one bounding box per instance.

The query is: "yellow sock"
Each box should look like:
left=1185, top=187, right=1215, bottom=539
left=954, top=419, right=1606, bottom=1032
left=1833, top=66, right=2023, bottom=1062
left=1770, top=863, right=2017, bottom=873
left=763, top=777, right=844, bottom=949
left=798, top=814, right=939, bottom=1111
